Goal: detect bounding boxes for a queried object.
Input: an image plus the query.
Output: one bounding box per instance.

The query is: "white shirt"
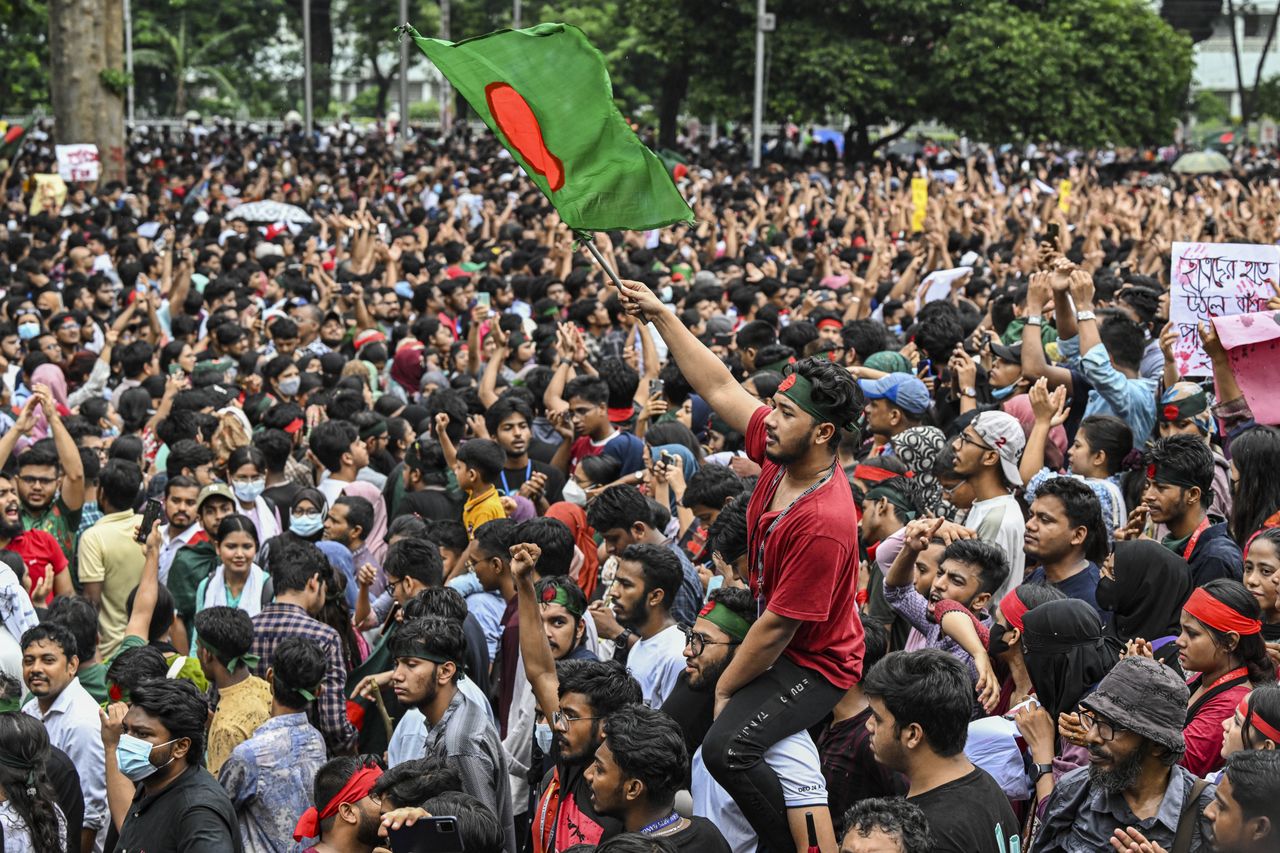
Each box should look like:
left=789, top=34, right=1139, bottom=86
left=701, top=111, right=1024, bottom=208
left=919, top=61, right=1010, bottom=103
left=964, top=493, right=1027, bottom=600
left=691, top=733, right=828, bottom=853
left=627, top=624, right=686, bottom=709
left=317, top=477, right=347, bottom=508
left=0, top=799, right=66, bottom=853
left=24, top=677, right=107, bottom=838
left=158, top=522, right=200, bottom=585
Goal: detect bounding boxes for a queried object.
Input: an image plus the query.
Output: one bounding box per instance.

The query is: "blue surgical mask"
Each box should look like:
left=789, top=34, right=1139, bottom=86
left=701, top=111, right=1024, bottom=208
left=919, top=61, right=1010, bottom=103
left=990, top=383, right=1017, bottom=401
left=233, top=479, right=266, bottom=503
left=290, top=513, right=324, bottom=537
left=534, top=722, right=553, bottom=755
left=116, top=733, right=177, bottom=782
left=17, top=322, right=39, bottom=341
left=277, top=376, right=301, bottom=397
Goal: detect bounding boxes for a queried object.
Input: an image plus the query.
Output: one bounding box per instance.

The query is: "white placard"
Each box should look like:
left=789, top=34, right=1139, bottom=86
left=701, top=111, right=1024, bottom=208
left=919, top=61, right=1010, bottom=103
left=55, top=144, right=100, bottom=182
left=1169, top=240, right=1280, bottom=375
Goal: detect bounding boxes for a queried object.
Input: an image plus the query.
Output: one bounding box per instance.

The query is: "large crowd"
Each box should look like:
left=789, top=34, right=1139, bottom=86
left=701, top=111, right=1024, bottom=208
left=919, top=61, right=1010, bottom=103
left=0, top=116, right=1276, bottom=853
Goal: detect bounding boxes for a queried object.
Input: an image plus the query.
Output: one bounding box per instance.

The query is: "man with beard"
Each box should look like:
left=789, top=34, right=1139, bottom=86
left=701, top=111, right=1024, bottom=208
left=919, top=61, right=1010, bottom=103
left=0, top=470, right=72, bottom=600
left=0, top=389, right=86, bottom=563
left=292, top=755, right=385, bottom=853
left=1031, top=656, right=1216, bottom=853
left=682, top=587, right=836, bottom=853
left=389, top=616, right=516, bottom=853
left=512, top=541, right=643, bottom=852
left=620, top=278, right=864, bottom=853
left=157, top=475, right=201, bottom=583
left=588, top=543, right=685, bottom=709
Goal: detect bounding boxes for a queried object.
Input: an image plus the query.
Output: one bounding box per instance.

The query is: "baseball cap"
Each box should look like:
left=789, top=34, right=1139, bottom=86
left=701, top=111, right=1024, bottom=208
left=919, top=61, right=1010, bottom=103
left=971, top=411, right=1026, bottom=487
left=196, top=483, right=235, bottom=511
left=989, top=342, right=1022, bottom=364
left=858, top=374, right=931, bottom=416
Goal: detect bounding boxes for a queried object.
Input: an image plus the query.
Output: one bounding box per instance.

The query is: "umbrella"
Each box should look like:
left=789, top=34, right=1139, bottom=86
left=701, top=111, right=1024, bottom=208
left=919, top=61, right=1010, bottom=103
left=1171, top=150, right=1233, bottom=174
left=226, top=200, right=312, bottom=224
left=811, top=128, right=845, bottom=156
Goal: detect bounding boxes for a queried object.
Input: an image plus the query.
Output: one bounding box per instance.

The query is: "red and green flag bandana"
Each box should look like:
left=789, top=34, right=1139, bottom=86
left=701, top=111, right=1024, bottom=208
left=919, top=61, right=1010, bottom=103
left=403, top=23, right=694, bottom=232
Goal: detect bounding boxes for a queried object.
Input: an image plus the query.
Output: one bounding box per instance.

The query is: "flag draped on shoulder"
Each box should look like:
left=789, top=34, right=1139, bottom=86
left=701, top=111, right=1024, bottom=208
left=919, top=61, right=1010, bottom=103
left=403, top=22, right=694, bottom=232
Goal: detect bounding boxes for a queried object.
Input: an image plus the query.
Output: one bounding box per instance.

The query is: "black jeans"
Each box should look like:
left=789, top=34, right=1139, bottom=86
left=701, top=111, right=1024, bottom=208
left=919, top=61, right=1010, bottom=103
left=702, top=655, right=844, bottom=853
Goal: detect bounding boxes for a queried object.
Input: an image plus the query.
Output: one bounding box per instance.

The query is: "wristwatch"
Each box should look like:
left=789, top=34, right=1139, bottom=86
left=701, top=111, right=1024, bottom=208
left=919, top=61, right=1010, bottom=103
left=1025, top=315, right=1043, bottom=326
left=961, top=387, right=976, bottom=398
left=1075, top=310, right=1096, bottom=322
left=1031, top=762, right=1054, bottom=782
left=615, top=627, right=634, bottom=646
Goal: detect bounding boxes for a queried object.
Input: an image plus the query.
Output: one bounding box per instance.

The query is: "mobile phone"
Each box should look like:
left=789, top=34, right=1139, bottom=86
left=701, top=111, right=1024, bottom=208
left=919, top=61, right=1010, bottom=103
left=1046, top=222, right=1060, bottom=242
left=136, top=499, right=164, bottom=544
left=660, top=449, right=679, bottom=468
left=649, top=379, right=665, bottom=398
left=917, top=359, right=932, bottom=377
left=386, top=816, right=465, bottom=853
left=476, top=292, right=491, bottom=310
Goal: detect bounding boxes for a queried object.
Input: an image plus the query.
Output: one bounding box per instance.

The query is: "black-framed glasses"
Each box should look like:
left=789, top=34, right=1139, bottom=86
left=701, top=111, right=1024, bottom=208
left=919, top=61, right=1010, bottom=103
left=682, top=627, right=741, bottom=658
left=18, top=475, right=58, bottom=486
left=955, top=433, right=991, bottom=453
left=1078, top=709, right=1128, bottom=742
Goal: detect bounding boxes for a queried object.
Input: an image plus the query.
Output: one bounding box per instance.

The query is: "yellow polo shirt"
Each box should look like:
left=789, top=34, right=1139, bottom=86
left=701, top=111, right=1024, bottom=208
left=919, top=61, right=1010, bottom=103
left=77, top=510, right=144, bottom=659
left=463, top=487, right=507, bottom=539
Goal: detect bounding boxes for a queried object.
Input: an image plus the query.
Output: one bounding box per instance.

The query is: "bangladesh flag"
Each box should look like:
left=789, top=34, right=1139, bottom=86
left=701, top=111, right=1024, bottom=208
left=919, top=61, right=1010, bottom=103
left=405, top=23, right=694, bottom=232
left=0, top=124, right=25, bottom=165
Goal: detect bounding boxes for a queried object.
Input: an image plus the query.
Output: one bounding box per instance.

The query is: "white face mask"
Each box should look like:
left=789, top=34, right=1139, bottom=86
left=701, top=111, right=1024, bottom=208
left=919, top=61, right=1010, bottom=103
left=535, top=721, right=554, bottom=754
left=562, top=480, right=588, bottom=507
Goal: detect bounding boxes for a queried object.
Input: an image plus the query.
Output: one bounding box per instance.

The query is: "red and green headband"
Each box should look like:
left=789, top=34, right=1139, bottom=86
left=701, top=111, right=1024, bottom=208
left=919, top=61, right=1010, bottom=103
left=697, top=600, right=752, bottom=641
left=540, top=584, right=585, bottom=619
left=777, top=370, right=855, bottom=432
left=1159, top=391, right=1208, bottom=424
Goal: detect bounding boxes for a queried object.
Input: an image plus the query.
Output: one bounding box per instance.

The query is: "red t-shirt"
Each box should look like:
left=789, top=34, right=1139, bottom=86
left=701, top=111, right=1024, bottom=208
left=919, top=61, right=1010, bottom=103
left=6, top=529, right=68, bottom=605
left=744, top=406, right=865, bottom=688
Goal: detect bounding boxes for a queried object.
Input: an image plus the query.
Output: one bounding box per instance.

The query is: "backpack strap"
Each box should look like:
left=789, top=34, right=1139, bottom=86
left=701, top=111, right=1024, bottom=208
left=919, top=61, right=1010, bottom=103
left=1171, top=777, right=1211, bottom=853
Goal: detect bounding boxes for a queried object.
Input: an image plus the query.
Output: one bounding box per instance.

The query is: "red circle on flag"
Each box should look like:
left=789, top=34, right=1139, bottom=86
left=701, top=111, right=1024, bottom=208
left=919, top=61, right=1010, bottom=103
left=485, top=82, right=565, bottom=191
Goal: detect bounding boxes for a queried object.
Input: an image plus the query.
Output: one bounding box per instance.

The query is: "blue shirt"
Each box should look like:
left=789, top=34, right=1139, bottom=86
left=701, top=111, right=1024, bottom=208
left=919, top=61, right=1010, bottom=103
left=1060, top=337, right=1158, bottom=446
left=1024, top=562, right=1103, bottom=619
left=218, top=712, right=327, bottom=853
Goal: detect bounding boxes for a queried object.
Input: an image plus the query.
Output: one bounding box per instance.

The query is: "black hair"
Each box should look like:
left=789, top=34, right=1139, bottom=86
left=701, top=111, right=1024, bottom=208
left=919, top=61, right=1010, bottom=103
left=125, top=581, right=177, bottom=643
left=165, top=439, right=215, bottom=478
left=1240, top=683, right=1280, bottom=749
left=268, top=541, right=332, bottom=594
left=332, top=495, right=374, bottom=542
left=371, top=755, right=463, bottom=808
left=163, top=474, right=200, bottom=499
left=735, top=319, right=777, bottom=353
left=1099, top=315, right=1145, bottom=372
left=20, top=622, right=77, bottom=662
left=119, top=340, right=154, bottom=379
left=193, top=606, right=254, bottom=666
left=511, top=518, right=574, bottom=577
left=385, top=513, right=431, bottom=545
left=1034, top=476, right=1108, bottom=564
left=15, top=444, right=60, bottom=474
left=1077, top=415, right=1133, bottom=476
left=225, top=445, right=267, bottom=479
left=484, top=394, right=534, bottom=437
left=593, top=836, right=677, bottom=853
left=393, top=617, right=466, bottom=682
left=309, top=420, right=360, bottom=472
left=422, top=518, right=469, bottom=553
left=1144, top=434, right=1216, bottom=506
left=597, top=358, right=640, bottom=409
left=862, top=650, right=972, bottom=758
left=618, top=543, right=682, bottom=611
left=577, top=453, right=621, bottom=486
left=792, top=355, right=865, bottom=436
left=456, top=439, right=505, bottom=484
left=108, top=434, right=145, bottom=467
left=940, top=538, right=1010, bottom=597
left=313, top=755, right=385, bottom=836
left=402, top=587, right=468, bottom=624
left=535, top=575, right=589, bottom=628
left=839, top=797, right=932, bottom=853
left=1222, top=749, right=1280, bottom=824
left=44, top=595, right=97, bottom=661
left=601, top=705, right=688, bottom=804
left=420, top=792, right=504, bottom=853
left=0, top=713, right=64, bottom=853
left=1230, top=426, right=1280, bottom=543
left=841, top=320, right=890, bottom=364
left=270, top=636, right=326, bottom=711
left=587, top=484, right=650, bottom=533
left=106, top=643, right=168, bottom=697
left=382, top=538, right=444, bottom=587
left=707, top=493, right=750, bottom=565
left=252, top=428, right=293, bottom=474
left=129, top=678, right=210, bottom=764
left=98, top=458, right=142, bottom=513
left=644, top=422, right=704, bottom=464
left=865, top=475, right=922, bottom=528
left=564, top=375, right=609, bottom=406
left=1194, top=579, right=1276, bottom=686
left=911, top=303, right=964, bottom=362
left=119, top=386, right=153, bottom=433
left=556, top=658, right=642, bottom=719
left=215, top=513, right=260, bottom=548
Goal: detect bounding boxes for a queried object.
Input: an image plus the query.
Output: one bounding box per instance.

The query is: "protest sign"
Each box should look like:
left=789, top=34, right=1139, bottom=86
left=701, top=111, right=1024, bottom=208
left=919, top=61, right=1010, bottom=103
left=1169, top=241, right=1280, bottom=375
left=1057, top=179, right=1071, bottom=213
left=55, top=144, right=100, bottom=182
left=1212, top=310, right=1280, bottom=425
left=911, top=178, right=928, bottom=233
left=29, top=174, right=66, bottom=216
left=916, top=267, right=972, bottom=309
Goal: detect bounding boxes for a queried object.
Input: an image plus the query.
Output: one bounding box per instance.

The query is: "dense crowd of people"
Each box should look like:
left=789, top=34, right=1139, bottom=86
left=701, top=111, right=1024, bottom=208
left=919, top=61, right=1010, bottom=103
left=0, top=116, right=1277, bottom=853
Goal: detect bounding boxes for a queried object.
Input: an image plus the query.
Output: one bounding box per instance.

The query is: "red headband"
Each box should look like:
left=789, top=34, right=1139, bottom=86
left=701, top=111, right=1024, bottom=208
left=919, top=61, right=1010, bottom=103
left=852, top=464, right=897, bottom=484
left=1184, top=587, right=1263, bottom=636
left=816, top=318, right=843, bottom=331
left=284, top=418, right=305, bottom=435
left=998, top=587, right=1030, bottom=632
left=293, top=765, right=382, bottom=841
left=1239, top=695, right=1280, bottom=744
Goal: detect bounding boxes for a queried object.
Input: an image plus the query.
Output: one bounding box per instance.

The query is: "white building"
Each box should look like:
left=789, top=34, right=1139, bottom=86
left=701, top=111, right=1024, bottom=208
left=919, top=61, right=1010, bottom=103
left=1192, top=5, right=1280, bottom=116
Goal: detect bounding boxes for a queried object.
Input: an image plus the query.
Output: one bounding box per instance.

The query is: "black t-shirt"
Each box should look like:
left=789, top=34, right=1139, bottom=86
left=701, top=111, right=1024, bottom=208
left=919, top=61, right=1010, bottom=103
left=47, top=745, right=84, bottom=853
left=497, top=458, right=566, bottom=505
left=115, top=763, right=243, bottom=853
left=262, top=482, right=302, bottom=514
left=398, top=487, right=464, bottom=523
left=908, top=766, right=1019, bottom=853
left=665, top=816, right=732, bottom=853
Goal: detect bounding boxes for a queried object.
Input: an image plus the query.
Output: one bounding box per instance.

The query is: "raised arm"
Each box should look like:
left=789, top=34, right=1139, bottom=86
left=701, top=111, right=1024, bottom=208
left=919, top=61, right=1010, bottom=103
left=124, top=523, right=162, bottom=640
left=1020, top=272, right=1074, bottom=392
left=37, top=385, right=84, bottom=511
left=617, top=279, right=758, bottom=435
left=511, top=543, right=561, bottom=721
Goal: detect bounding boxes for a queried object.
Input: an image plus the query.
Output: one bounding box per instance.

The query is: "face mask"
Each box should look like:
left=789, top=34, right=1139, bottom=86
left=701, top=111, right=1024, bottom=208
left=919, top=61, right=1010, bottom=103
left=535, top=722, right=554, bottom=755
left=889, top=324, right=903, bottom=337
left=990, top=383, right=1017, bottom=401
left=17, top=322, right=39, bottom=341
left=102, top=424, right=120, bottom=438
left=658, top=286, right=674, bottom=303
left=233, top=479, right=266, bottom=503
left=277, top=377, right=301, bottom=396
left=116, top=734, right=177, bottom=782
left=562, top=480, right=588, bottom=507
left=290, top=514, right=324, bottom=537
left=987, top=621, right=1013, bottom=657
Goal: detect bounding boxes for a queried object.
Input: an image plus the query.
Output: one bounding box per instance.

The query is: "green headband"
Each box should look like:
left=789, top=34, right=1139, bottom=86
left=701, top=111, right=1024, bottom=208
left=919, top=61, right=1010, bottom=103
left=539, top=584, right=585, bottom=618
left=198, top=639, right=261, bottom=675
left=759, top=356, right=795, bottom=375
left=296, top=685, right=320, bottom=703
left=777, top=371, right=854, bottom=432
left=697, top=601, right=752, bottom=641
left=1159, top=391, right=1208, bottom=423
left=865, top=485, right=918, bottom=521
left=359, top=421, right=389, bottom=440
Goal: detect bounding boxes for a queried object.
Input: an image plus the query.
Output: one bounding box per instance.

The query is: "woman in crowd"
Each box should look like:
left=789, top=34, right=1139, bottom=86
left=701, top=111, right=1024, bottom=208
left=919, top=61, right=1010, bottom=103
left=224, top=446, right=282, bottom=541
left=0, top=712, right=66, bottom=853
left=1242, top=528, right=1280, bottom=641
left=1099, top=540, right=1195, bottom=668
left=194, top=515, right=268, bottom=621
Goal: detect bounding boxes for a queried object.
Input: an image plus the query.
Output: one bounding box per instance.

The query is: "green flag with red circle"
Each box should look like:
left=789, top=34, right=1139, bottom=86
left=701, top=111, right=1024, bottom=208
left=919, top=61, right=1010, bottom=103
left=403, top=22, right=694, bottom=232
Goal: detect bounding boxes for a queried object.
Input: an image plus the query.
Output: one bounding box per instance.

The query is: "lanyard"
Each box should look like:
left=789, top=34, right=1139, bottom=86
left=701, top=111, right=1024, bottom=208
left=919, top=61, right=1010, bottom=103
left=750, top=463, right=836, bottom=602
left=500, top=462, right=532, bottom=496
left=639, top=813, right=681, bottom=834
left=1205, top=666, right=1250, bottom=693
left=1182, top=517, right=1211, bottom=562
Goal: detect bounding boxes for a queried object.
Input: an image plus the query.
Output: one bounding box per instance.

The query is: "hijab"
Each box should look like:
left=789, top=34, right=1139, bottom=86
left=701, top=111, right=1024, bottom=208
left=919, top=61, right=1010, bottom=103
left=652, top=444, right=698, bottom=481
left=1098, top=539, right=1194, bottom=646
left=688, top=395, right=712, bottom=441
left=390, top=346, right=425, bottom=395
left=1022, top=599, right=1118, bottom=720
left=546, top=501, right=600, bottom=598
left=28, top=363, right=71, bottom=441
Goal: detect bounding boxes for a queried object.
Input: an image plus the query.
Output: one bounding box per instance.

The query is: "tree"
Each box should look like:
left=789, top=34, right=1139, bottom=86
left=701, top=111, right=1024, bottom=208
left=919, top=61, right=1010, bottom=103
left=132, top=14, right=250, bottom=114
left=0, top=0, right=49, bottom=114
left=48, top=0, right=126, bottom=183
left=340, top=0, right=438, bottom=117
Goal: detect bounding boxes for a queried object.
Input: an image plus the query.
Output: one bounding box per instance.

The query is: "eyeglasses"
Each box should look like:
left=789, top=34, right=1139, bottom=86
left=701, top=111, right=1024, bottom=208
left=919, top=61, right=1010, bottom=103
left=18, top=475, right=58, bottom=486
left=1077, top=708, right=1128, bottom=742
left=956, top=433, right=991, bottom=453
left=551, top=709, right=602, bottom=731
left=682, top=628, right=741, bottom=658
left=387, top=576, right=409, bottom=595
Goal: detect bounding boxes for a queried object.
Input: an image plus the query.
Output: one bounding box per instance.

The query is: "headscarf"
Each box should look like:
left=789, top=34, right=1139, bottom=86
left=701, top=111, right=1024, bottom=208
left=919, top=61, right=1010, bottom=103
left=1098, top=540, right=1194, bottom=647
left=28, top=363, right=71, bottom=441
left=390, top=346, right=425, bottom=395
left=546, top=502, right=600, bottom=598
left=338, top=479, right=389, bottom=562
left=1003, top=394, right=1067, bottom=471
left=288, top=489, right=328, bottom=542
left=652, top=444, right=698, bottom=481
left=1022, top=599, right=1118, bottom=720
left=508, top=494, right=537, bottom=522
left=888, top=425, right=945, bottom=511
left=863, top=351, right=912, bottom=375
left=688, top=395, right=713, bottom=441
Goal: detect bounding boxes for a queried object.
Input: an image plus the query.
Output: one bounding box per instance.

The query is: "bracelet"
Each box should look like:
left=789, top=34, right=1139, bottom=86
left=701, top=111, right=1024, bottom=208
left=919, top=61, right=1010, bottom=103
left=1025, top=315, right=1043, bottom=327
left=1075, top=310, right=1096, bottom=322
